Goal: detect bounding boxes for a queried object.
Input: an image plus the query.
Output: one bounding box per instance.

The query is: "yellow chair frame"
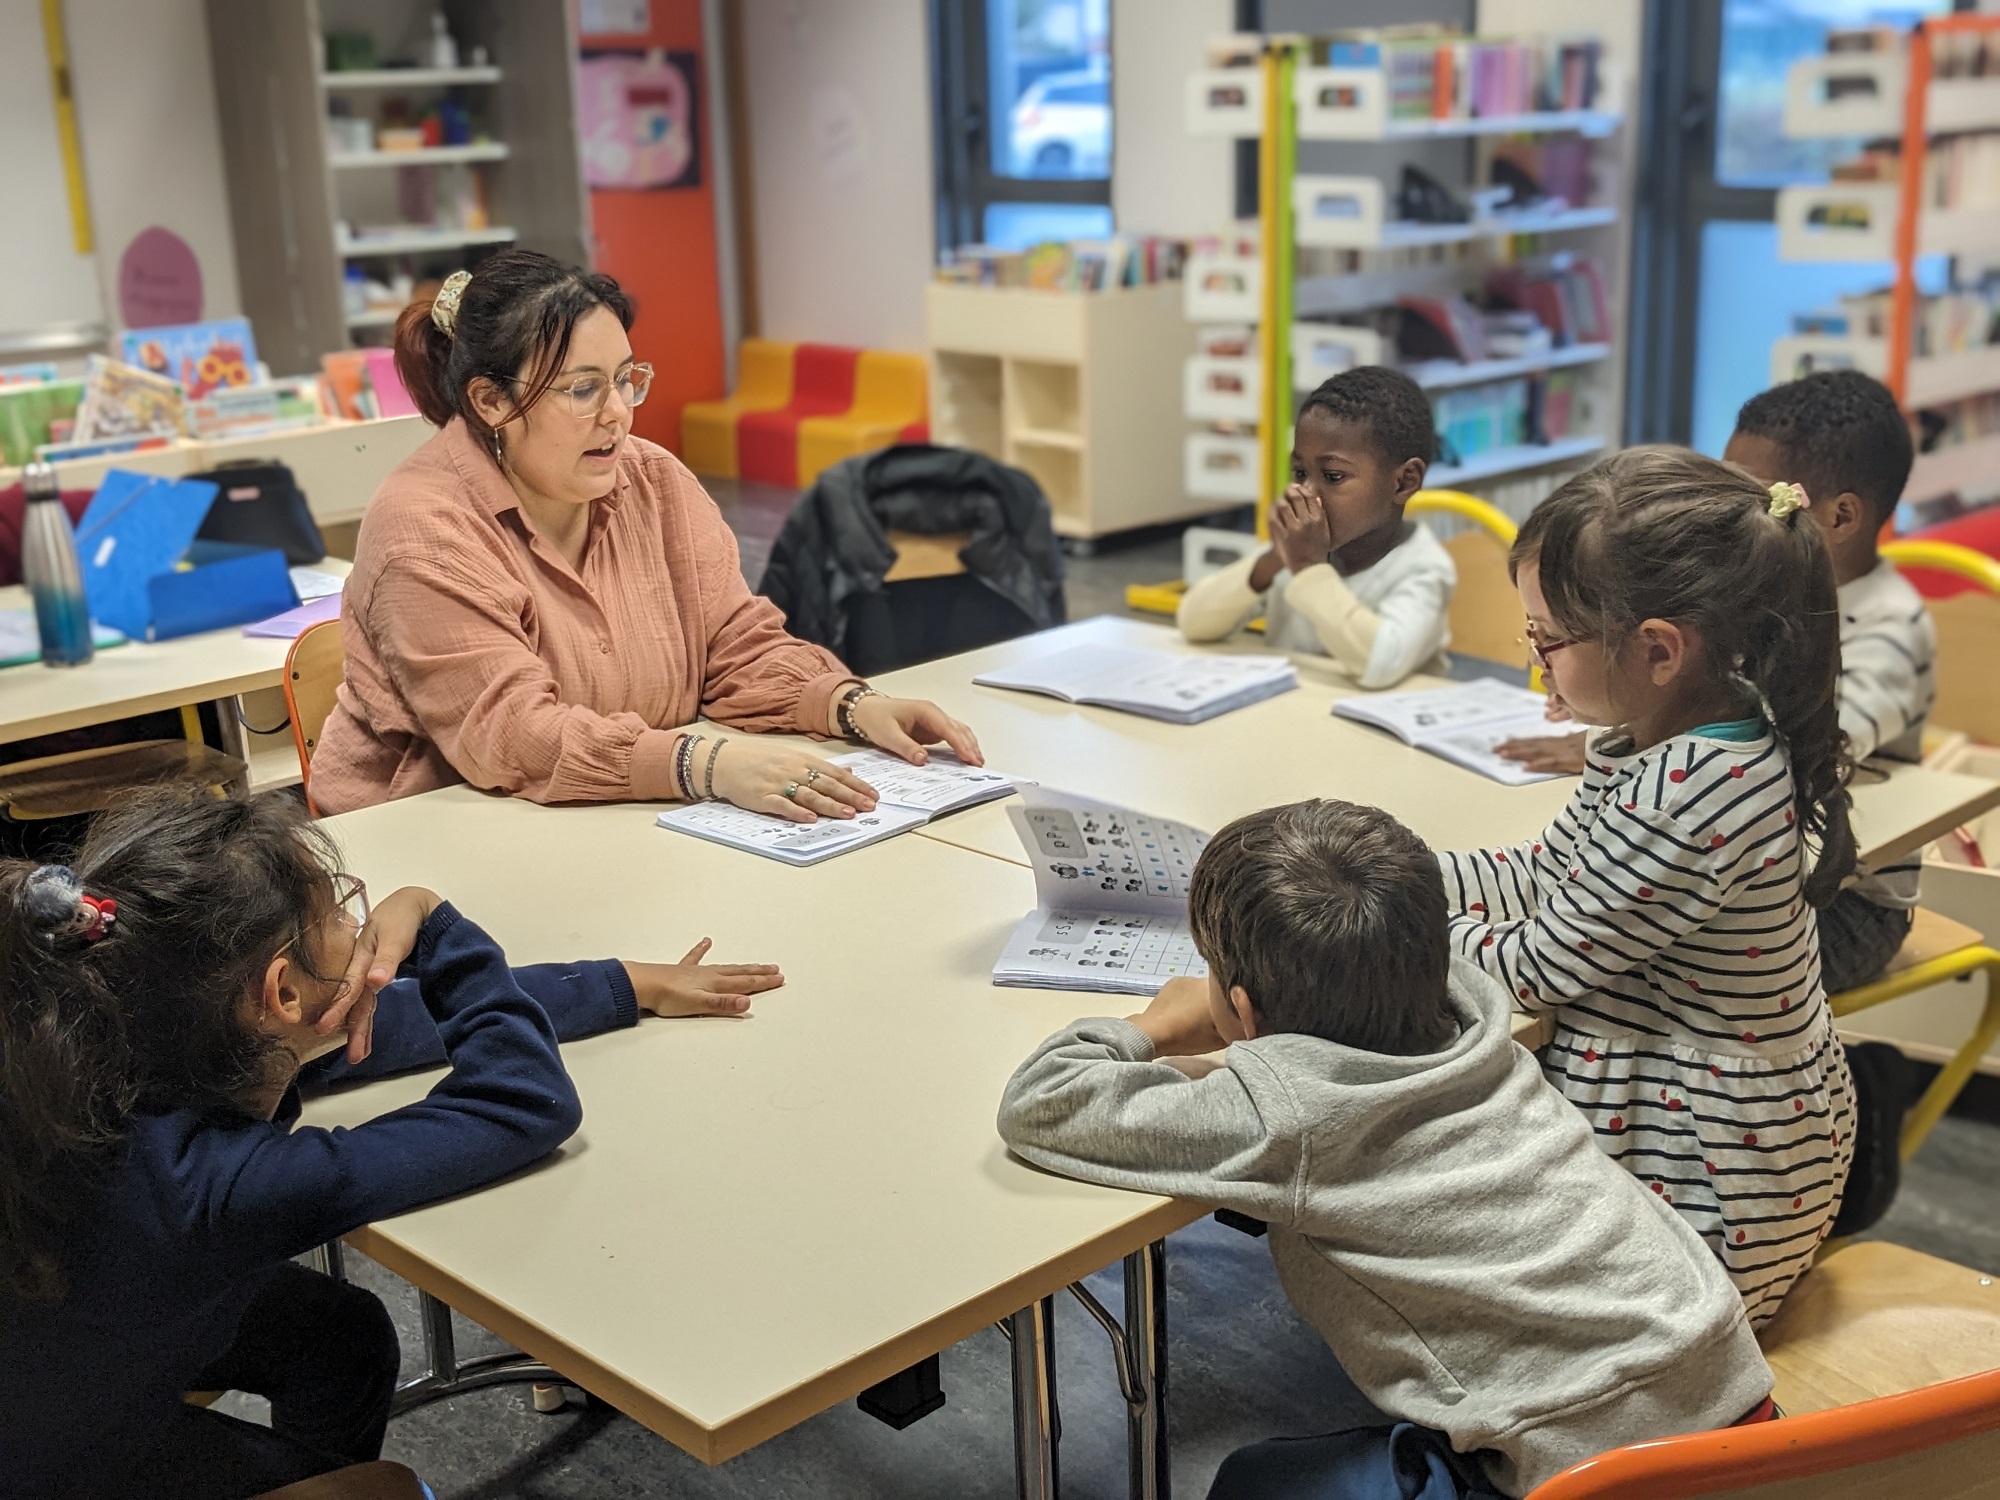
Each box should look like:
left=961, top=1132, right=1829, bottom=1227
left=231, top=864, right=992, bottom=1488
left=1826, top=537, right=2000, bottom=1163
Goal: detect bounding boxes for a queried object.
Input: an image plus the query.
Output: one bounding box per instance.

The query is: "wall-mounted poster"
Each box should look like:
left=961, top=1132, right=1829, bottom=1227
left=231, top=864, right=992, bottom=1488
left=577, top=48, right=700, bottom=191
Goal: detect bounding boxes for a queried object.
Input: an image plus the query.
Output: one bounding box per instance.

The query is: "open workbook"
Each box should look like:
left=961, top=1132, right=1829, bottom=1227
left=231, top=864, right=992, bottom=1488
left=993, top=786, right=1210, bottom=997
left=974, top=643, right=1297, bottom=725
left=655, top=749, right=1020, bottom=865
left=1331, top=678, right=1577, bottom=786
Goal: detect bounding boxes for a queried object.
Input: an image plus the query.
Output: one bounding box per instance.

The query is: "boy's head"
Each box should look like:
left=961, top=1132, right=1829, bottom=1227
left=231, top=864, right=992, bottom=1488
left=1292, top=366, right=1433, bottom=550
left=1724, top=371, right=1912, bottom=586
left=1188, top=799, right=1455, bottom=1054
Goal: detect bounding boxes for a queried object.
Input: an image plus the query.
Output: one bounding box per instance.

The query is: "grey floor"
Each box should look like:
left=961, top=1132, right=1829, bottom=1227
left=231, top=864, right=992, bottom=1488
left=243, top=483, right=2000, bottom=1497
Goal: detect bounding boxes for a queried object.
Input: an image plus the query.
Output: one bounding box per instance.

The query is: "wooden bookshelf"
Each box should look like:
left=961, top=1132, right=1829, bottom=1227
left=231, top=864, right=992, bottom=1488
left=927, top=282, right=1201, bottom=544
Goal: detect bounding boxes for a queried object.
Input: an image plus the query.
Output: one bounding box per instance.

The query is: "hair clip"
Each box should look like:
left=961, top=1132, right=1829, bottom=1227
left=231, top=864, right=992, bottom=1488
left=1767, top=481, right=1810, bottom=520
left=431, top=270, right=473, bottom=337
left=22, top=864, right=116, bottom=944
left=76, top=894, right=116, bottom=943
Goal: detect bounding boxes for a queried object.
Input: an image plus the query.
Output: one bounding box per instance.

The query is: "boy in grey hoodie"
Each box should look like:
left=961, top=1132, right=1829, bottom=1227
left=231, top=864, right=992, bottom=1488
left=997, top=800, right=1774, bottom=1499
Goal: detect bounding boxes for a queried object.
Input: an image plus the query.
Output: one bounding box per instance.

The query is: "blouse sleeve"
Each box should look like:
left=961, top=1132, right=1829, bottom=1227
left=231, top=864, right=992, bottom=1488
left=683, top=481, right=854, bottom=735
left=365, top=557, right=686, bottom=804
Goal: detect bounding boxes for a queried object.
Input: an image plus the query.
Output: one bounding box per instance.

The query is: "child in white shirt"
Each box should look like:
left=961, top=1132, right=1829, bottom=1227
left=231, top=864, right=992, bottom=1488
left=1178, top=366, right=1456, bottom=689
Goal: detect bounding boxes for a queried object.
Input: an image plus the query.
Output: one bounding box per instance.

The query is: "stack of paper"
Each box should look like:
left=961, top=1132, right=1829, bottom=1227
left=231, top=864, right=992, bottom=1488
left=1331, top=679, right=1577, bottom=785
left=655, top=749, right=1021, bottom=866
left=993, top=786, right=1210, bottom=996
left=974, top=643, right=1297, bottom=725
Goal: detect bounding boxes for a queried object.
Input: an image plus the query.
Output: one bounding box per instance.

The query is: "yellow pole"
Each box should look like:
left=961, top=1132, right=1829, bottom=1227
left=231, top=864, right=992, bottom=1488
left=41, top=0, right=93, bottom=255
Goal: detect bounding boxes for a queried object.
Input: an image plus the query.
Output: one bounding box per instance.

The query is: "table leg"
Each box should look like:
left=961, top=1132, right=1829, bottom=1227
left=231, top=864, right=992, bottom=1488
left=1123, top=1241, right=1169, bottom=1500
left=213, top=697, right=252, bottom=797
left=391, top=1289, right=565, bottom=1416
left=1009, top=1295, right=1059, bottom=1500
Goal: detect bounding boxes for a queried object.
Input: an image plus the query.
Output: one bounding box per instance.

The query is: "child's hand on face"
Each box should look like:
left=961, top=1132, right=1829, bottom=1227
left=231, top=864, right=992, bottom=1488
left=1128, top=975, right=1229, bottom=1057
left=621, top=938, right=785, bottom=1019
left=317, top=886, right=444, bottom=1065
left=1270, top=484, right=1336, bottom=577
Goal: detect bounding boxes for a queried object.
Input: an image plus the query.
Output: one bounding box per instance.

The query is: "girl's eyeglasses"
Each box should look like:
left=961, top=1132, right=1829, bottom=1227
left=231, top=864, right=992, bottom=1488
left=277, top=873, right=370, bottom=981
left=510, top=364, right=654, bottom=420
left=1521, top=622, right=1577, bottom=671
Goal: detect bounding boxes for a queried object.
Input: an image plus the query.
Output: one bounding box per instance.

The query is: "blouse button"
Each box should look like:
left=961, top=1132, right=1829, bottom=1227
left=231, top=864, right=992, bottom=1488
left=599, top=640, right=611, bottom=654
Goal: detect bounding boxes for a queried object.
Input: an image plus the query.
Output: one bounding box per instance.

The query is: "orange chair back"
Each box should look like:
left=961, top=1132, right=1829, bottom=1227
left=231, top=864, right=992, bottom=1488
left=1528, top=1367, right=2000, bottom=1499
left=283, top=620, right=344, bottom=814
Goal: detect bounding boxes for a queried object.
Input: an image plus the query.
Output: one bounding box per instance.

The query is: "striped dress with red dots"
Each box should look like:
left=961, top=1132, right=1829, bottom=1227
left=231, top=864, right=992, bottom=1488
left=1438, top=726, right=1857, bottom=1328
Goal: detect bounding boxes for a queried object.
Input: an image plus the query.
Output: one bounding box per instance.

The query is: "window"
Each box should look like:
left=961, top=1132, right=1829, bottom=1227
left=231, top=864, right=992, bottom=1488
left=931, top=0, right=1113, bottom=253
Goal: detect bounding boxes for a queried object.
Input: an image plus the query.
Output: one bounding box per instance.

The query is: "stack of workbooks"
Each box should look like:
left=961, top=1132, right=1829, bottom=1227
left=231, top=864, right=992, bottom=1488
left=992, top=786, right=1210, bottom=997
left=654, top=750, right=1021, bottom=865
left=974, top=644, right=1297, bottom=725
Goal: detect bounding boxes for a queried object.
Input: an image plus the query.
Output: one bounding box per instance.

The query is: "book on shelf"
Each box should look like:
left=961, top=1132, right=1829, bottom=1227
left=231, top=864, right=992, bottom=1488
left=119, top=318, right=259, bottom=399
left=992, top=785, right=1210, bottom=997
left=187, top=378, right=326, bottom=441
left=1306, top=27, right=1602, bottom=119
left=73, top=357, right=186, bottom=446
left=654, top=750, right=1021, bottom=866
left=974, top=643, right=1298, bottom=725
left=1331, top=679, right=1573, bottom=786
left=0, top=379, right=85, bottom=466
left=0, top=362, right=60, bottom=388
left=937, top=235, right=1187, bottom=292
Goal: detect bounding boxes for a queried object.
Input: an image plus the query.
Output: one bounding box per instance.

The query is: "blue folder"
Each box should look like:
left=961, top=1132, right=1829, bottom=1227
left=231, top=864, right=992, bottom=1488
left=74, top=470, right=298, bottom=642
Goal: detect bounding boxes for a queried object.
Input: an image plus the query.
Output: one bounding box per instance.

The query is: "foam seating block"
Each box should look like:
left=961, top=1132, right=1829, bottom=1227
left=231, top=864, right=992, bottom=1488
left=680, top=339, right=797, bottom=478
left=737, top=344, right=859, bottom=487
left=797, top=351, right=932, bottom=488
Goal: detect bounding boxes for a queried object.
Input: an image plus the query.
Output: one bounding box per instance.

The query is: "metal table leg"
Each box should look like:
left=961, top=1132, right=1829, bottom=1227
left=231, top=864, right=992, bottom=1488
left=391, top=1289, right=564, bottom=1416
left=1008, top=1295, right=1060, bottom=1500
left=1123, top=1241, right=1169, bottom=1500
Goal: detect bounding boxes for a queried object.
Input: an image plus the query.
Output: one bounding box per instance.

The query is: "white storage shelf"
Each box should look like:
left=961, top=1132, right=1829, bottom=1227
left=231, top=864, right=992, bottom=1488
left=1777, top=183, right=2000, bottom=263
left=1184, top=251, right=1262, bottom=322
left=1429, top=435, right=1604, bottom=489
left=1192, top=339, right=1611, bottom=421
left=1771, top=334, right=2000, bottom=411
left=1783, top=52, right=2000, bottom=140
left=1292, top=175, right=1615, bottom=250
left=337, top=225, right=517, bottom=258
left=1908, top=432, right=2000, bottom=506
left=319, top=66, right=503, bottom=89
left=1186, top=64, right=1620, bottom=140
left=329, top=143, right=510, bottom=168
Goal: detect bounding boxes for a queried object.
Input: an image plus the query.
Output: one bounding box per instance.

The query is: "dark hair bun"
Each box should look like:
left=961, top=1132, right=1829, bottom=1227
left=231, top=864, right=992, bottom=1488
left=21, top=866, right=83, bottom=934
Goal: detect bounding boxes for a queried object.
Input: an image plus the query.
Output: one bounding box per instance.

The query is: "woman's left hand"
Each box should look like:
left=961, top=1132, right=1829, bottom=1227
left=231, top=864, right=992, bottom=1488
left=850, top=694, right=984, bottom=767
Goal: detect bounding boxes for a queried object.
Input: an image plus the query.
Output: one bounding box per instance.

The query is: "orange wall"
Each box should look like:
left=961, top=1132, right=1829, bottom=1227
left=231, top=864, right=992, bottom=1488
left=581, top=1, right=724, bottom=454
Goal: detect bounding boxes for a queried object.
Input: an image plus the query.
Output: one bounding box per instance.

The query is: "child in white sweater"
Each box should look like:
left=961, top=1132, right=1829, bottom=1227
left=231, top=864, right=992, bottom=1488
left=1178, top=367, right=1456, bottom=689
left=999, top=799, right=1773, bottom=1500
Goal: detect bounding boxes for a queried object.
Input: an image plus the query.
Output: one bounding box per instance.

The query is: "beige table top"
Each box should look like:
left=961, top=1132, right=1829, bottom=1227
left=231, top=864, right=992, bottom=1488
left=300, top=787, right=1201, bottom=1464
left=869, top=617, right=2000, bottom=880
left=0, top=560, right=349, bottom=745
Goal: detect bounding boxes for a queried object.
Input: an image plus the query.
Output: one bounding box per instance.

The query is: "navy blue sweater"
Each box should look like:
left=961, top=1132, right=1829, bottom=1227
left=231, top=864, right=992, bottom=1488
left=0, top=903, right=636, bottom=1499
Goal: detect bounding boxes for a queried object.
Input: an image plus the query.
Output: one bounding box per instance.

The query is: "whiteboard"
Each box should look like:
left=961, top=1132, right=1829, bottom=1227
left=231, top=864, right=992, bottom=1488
left=0, top=0, right=107, bottom=343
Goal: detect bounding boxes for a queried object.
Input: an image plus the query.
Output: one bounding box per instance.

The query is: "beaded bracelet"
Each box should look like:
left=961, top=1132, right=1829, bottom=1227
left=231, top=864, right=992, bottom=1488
left=836, top=683, right=881, bottom=743
left=675, top=733, right=705, bottom=802
left=701, top=736, right=726, bottom=800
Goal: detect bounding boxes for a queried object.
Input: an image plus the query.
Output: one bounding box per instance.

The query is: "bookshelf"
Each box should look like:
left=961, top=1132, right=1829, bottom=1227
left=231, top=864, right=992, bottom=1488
left=926, top=282, right=1201, bottom=544
left=1177, top=11, right=1633, bottom=517
left=1772, top=14, right=2000, bottom=510
left=204, top=0, right=589, bottom=378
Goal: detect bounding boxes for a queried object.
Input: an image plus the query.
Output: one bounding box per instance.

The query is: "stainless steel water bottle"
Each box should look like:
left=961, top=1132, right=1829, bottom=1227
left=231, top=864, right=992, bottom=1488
left=19, top=462, right=94, bottom=667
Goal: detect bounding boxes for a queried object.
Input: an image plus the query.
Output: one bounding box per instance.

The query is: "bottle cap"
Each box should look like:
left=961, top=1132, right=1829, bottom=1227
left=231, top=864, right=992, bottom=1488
left=22, top=461, right=58, bottom=502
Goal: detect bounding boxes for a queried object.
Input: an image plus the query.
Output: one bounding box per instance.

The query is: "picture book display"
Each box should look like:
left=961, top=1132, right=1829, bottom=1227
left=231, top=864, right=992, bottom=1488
left=72, top=357, right=186, bottom=446
left=1331, top=678, right=1575, bottom=785
left=974, top=643, right=1298, bottom=725
left=120, top=319, right=258, bottom=399
left=993, top=786, right=1210, bottom=997
left=654, top=749, right=1021, bottom=865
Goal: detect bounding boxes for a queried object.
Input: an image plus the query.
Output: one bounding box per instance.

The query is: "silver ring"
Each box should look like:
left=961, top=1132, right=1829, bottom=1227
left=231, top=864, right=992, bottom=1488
left=783, top=781, right=800, bottom=800
left=805, top=768, right=822, bottom=785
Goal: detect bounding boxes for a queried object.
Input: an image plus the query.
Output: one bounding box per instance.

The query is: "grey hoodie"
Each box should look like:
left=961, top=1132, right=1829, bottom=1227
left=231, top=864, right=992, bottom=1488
left=996, top=959, right=1772, bottom=1496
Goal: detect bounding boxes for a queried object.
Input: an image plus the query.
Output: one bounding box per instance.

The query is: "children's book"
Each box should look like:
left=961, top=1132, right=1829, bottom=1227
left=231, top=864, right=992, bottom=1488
left=1331, top=678, right=1573, bottom=786
left=0, top=379, right=85, bottom=465
left=120, top=319, right=258, bottom=399
left=361, top=349, right=419, bottom=419
left=73, top=357, right=186, bottom=444
left=992, top=786, right=1210, bottom=997
left=654, top=749, right=1021, bottom=865
left=0, top=362, right=60, bottom=388
left=974, top=644, right=1297, bottom=725
left=320, top=351, right=371, bottom=421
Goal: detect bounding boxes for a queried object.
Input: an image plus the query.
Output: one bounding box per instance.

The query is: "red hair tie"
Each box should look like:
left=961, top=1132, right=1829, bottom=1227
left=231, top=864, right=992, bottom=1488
left=78, top=894, right=117, bottom=943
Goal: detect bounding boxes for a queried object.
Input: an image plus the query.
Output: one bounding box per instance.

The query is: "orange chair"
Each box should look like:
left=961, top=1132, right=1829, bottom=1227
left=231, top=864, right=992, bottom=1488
left=282, top=620, right=344, bottom=816
left=1528, top=1241, right=2000, bottom=1498
left=796, top=350, right=931, bottom=487
left=679, top=339, right=797, bottom=478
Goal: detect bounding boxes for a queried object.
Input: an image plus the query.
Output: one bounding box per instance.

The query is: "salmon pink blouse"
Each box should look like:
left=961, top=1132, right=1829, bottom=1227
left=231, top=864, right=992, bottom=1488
left=311, top=419, right=851, bottom=814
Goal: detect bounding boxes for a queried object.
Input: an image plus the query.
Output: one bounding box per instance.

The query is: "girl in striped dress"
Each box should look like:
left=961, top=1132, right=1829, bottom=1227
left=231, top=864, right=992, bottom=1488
left=1439, top=448, right=1857, bottom=1327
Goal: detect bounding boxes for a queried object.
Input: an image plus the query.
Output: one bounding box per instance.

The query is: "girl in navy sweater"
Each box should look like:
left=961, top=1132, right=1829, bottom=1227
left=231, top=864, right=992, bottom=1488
left=0, top=789, right=782, bottom=1499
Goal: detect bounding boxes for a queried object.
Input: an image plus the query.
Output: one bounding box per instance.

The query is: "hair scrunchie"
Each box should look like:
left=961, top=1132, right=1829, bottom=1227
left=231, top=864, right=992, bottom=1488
left=430, top=270, right=473, bottom=337
left=1767, top=480, right=1810, bottom=521
left=22, top=864, right=116, bottom=943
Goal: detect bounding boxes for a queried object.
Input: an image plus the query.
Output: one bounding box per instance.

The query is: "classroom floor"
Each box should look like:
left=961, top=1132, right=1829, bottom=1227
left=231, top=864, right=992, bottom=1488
left=251, top=483, right=2000, bottom=1498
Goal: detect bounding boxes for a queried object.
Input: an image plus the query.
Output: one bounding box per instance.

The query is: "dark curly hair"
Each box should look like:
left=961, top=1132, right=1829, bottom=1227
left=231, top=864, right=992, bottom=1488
left=1512, top=447, right=1856, bottom=908
left=1733, top=370, right=1913, bottom=529
left=1298, top=365, right=1437, bottom=468
left=0, top=791, right=339, bottom=1301
left=393, top=248, right=635, bottom=463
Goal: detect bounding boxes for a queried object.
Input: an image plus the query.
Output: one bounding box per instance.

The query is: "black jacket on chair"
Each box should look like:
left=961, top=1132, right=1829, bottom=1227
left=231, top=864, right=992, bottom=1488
left=759, top=445, right=1066, bottom=675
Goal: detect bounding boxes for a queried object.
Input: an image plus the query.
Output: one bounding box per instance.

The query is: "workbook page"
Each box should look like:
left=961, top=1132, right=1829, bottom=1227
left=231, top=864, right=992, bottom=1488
left=656, top=800, right=928, bottom=864
left=1010, top=786, right=1210, bottom=914
left=993, top=910, right=1207, bottom=994
left=831, top=748, right=1021, bottom=815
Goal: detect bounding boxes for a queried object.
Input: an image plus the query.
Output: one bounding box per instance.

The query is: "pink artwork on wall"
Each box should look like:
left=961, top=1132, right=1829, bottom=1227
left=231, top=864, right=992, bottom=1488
left=119, top=228, right=204, bottom=329
left=577, top=48, right=701, bottom=190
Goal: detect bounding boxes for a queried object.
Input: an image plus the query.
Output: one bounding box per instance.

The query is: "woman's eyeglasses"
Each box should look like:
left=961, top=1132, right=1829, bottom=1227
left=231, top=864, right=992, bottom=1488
left=511, top=364, right=655, bottom=420
left=1521, top=622, right=1577, bottom=671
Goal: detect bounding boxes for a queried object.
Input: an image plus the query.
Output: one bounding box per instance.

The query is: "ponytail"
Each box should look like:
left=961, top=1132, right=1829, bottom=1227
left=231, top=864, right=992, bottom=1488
left=0, top=792, right=339, bottom=1301
left=1515, top=448, right=1856, bottom=906
left=388, top=248, right=636, bottom=464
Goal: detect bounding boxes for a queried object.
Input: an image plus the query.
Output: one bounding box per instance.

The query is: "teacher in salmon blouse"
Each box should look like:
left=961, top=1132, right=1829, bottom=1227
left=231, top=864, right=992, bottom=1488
left=312, top=251, right=981, bottom=819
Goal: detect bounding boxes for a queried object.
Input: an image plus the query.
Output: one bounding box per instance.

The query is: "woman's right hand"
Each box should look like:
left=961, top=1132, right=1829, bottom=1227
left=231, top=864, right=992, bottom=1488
left=709, top=738, right=880, bottom=824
